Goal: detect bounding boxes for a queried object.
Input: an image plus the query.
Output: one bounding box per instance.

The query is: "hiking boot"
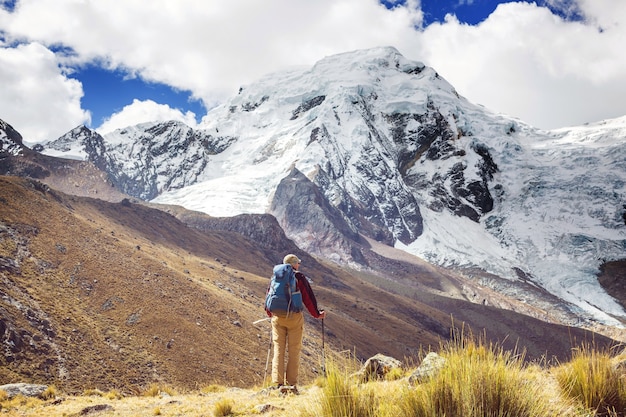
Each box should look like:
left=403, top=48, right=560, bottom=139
left=279, top=385, right=299, bottom=395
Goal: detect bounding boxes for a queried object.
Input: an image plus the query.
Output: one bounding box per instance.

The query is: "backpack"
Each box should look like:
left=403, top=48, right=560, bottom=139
left=265, top=264, right=303, bottom=315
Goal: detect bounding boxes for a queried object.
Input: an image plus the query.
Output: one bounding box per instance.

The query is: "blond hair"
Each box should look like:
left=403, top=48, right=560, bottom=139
left=283, top=254, right=302, bottom=266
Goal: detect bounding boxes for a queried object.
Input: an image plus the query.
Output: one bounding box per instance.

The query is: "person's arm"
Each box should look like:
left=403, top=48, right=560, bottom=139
left=296, top=272, right=325, bottom=318
left=264, top=282, right=272, bottom=317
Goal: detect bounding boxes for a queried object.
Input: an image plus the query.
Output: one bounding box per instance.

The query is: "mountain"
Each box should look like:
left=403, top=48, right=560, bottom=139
left=0, top=120, right=128, bottom=202
left=42, top=123, right=235, bottom=200
left=2, top=45, right=626, bottom=392
left=27, top=46, right=626, bottom=330
left=0, top=119, right=24, bottom=157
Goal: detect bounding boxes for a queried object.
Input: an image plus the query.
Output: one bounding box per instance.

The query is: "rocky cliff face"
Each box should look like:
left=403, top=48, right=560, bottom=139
left=45, top=121, right=236, bottom=200
left=0, top=119, right=24, bottom=157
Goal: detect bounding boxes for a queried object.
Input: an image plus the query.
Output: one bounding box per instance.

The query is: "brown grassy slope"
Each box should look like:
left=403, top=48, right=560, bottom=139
left=0, top=176, right=618, bottom=395
left=0, top=177, right=275, bottom=392
left=0, top=175, right=447, bottom=393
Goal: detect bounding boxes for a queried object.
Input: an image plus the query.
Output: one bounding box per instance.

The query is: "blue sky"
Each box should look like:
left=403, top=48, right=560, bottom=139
left=421, top=0, right=583, bottom=24
left=421, top=0, right=516, bottom=24
left=75, top=66, right=206, bottom=128
left=1, top=0, right=624, bottom=142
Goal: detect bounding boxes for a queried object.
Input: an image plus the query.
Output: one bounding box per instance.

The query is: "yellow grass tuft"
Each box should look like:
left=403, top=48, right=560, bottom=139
left=201, top=384, right=226, bottom=394
left=40, top=385, right=57, bottom=401
left=213, top=397, right=235, bottom=417
left=142, top=383, right=177, bottom=397
left=105, top=389, right=123, bottom=400
left=555, top=343, right=626, bottom=416
left=393, top=332, right=565, bottom=417
left=1, top=394, right=43, bottom=411
left=300, top=360, right=378, bottom=417
left=384, top=365, right=405, bottom=381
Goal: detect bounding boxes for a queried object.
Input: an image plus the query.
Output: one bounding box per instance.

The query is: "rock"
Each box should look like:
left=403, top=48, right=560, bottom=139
left=256, top=403, right=279, bottom=413
left=75, top=404, right=114, bottom=415
left=408, top=352, right=446, bottom=384
left=0, top=383, right=48, bottom=399
left=352, top=353, right=402, bottom=382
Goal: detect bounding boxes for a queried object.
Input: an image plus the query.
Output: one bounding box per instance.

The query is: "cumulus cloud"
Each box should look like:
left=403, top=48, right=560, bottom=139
left=1, top=0, right=625, bottom=139
left=96, top=99, right=198, bottom=135
left=0, top=42, right=90, bottom=143
left=1, top=0, right=422, bottom=101
left=414, top=1, right=626, bottom=128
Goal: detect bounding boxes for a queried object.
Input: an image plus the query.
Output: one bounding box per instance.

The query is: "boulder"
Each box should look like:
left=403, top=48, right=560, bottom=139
left=0, top=383, right=48, bottom=399
left=408, top=352, right=446, bottom=384
left=352, top=353, right=402, bottom=382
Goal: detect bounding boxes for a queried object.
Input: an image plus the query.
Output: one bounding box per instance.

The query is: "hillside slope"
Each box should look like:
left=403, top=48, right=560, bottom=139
left=0, top=176, right=617, bottom=393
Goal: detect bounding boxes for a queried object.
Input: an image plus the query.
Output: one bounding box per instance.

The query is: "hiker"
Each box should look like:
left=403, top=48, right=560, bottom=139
left=265, top=254, right=326, bottom=391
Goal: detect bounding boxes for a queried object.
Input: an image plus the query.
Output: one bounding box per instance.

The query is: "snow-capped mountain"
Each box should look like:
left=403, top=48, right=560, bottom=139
left=0, top=119, right=25, bottom=156
left=44, top=123, right=235, bottom=199
left=40, top=46, right=626, bottom=325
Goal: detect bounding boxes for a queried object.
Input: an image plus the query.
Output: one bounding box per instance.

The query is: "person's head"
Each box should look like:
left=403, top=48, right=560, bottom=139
left=283, top=254, right=302, bottom=270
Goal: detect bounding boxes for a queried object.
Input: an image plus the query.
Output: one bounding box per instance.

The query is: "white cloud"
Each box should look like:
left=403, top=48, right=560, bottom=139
left=414, top=1, right=626, bottom=128
left=0, top=42, right=90, bottom=143
left=1, top=0, right=626, bottom=138
left=1, top=0, right=422, bottom=101
left=96, top=99, right=198, bottom=135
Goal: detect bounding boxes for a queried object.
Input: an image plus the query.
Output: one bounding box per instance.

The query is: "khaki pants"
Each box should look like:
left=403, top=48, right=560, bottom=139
left=271, top=312, right=304, bottom=386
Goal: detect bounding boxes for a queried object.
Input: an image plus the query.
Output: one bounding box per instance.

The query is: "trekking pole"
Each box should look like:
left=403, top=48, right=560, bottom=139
left=321, top=318, right=326, bottom=377
left=264, top=326, right=272, bottom=386
left=253, top=318, right=272, bottom=386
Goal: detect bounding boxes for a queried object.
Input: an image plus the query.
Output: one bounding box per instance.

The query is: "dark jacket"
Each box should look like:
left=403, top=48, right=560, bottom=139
left=295, top=271, right=323, bottom=318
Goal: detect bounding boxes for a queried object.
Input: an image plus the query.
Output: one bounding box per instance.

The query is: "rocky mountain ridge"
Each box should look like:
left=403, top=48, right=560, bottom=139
left=0, top=119, right=24, bottom=157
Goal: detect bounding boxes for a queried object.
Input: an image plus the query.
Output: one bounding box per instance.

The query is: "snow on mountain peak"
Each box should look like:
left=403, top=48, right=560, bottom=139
left=0, top=119, right=24, bottom=156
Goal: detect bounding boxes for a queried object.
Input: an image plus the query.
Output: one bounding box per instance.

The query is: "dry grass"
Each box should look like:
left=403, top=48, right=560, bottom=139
left=142, top=383, right=178, bottom=398
left=213, top=398, right=235, bottom=416
left=307, top=361, right=378, bottom=417
left=391, top=335, right=565, bottom=417
left=0, top=386, right=316, bottom=417
left=555, top=344, right=626, bottom=416
left=297, top=335, right=626, bottom=417
left=3, top=339, right=626, bottom=417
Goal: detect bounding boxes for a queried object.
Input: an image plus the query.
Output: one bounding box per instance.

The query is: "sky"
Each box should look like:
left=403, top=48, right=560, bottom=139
left=0, top=0, right=625, bottom=144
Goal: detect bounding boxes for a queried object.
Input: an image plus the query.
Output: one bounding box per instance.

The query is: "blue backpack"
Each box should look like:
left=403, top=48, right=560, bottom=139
left=265, top=264, right=303, bottom=314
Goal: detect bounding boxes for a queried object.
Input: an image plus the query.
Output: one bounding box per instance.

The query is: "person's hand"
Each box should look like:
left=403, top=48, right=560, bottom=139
left=318, top=310, right=326, bottom=319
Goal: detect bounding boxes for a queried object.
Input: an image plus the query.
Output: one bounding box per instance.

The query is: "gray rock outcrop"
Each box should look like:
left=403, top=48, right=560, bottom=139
left=0, top=383, right=48, bottom=399
left=408, top=351, right=446, bottom=384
